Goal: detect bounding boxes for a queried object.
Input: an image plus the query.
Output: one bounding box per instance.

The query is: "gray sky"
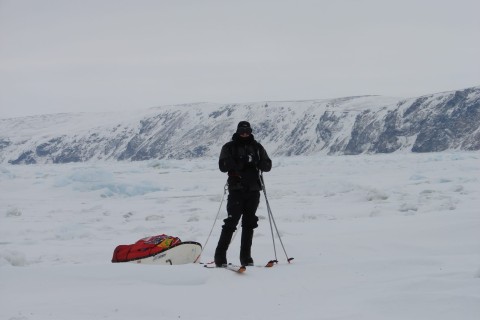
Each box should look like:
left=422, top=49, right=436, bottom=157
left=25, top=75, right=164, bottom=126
left=1, top=0, right=479, bottom=118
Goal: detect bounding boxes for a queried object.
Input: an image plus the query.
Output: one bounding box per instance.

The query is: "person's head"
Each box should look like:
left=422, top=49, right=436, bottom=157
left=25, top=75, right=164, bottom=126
left=236, top=121, right=252, bottom=138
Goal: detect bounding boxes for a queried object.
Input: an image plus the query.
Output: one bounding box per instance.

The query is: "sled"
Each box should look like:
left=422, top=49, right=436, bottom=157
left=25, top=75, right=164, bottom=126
left=131, top=242, right=202, bottom=265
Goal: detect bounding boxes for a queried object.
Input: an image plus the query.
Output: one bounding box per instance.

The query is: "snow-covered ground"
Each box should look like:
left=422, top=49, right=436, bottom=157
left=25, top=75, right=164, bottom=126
left=1, top=152, right=479, bottom=320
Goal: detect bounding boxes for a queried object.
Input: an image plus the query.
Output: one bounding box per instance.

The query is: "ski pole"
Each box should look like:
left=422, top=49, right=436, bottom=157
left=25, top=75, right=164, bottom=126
left=195, top=183, right=228, bottom=263
left=258, top=172, right=277, bottom=260
left=259, top=172, right=294, bottom=263
left=265, top=185, right=278, bottom=262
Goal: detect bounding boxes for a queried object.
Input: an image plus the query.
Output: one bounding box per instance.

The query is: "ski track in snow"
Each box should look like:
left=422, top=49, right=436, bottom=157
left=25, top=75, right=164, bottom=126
left=1, top=152, right=479, bottom=320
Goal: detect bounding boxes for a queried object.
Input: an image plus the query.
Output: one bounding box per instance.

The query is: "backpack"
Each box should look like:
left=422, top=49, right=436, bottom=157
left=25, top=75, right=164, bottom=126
left=111, top=234, right=182, bottom=263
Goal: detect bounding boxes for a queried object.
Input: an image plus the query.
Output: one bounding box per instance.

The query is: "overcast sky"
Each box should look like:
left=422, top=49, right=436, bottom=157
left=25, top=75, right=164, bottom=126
left=1, top=0, right=479, bottom=118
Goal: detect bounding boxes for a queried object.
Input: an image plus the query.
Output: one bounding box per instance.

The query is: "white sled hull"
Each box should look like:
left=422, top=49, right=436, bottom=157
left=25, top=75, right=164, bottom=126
left=131, top=242, right=201, bottom=265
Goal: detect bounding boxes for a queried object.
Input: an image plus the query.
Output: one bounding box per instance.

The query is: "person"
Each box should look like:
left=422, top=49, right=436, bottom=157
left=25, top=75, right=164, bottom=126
left=215, top=121, right=272, bottom=267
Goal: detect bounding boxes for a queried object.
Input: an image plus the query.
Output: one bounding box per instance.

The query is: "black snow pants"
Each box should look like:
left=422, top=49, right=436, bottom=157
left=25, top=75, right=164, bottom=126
left=222, top=191, right=260, bottom=232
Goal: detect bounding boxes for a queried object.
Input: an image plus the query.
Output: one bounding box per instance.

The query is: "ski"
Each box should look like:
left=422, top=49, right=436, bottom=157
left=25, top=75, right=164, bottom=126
left=201, top=259, right=283, bottom=271
left=264, top=258, right=293, bottom=267
left=264, top=260, right=276, bottom=268
left=225, top=264, right=246, bottom=273
left=245, top=261, right=275, bottom=268
left=203, top=263, right=246, bottom=273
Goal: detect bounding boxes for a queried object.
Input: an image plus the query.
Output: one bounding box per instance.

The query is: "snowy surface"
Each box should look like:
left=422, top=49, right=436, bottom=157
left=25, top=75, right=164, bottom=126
left=1, top=152, right=480, bottom=320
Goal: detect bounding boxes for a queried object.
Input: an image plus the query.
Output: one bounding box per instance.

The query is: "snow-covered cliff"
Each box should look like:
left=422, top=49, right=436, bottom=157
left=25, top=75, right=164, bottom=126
left=1, top=86, right=479, bottom=164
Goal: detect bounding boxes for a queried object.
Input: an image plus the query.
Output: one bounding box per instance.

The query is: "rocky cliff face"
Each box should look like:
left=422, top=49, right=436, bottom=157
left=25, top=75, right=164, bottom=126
left=1, top=86, right=479, bottom=164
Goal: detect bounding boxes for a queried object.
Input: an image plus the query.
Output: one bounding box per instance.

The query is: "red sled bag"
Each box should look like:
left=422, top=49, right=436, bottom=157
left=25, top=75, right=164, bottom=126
left=112, top=234, right=182, bottom=263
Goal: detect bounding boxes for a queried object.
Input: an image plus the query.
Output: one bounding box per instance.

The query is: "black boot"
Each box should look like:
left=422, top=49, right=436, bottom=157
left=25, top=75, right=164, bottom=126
left=240, top=228, right=254, bottom=266
left=214, top=229, right=234, bottom=267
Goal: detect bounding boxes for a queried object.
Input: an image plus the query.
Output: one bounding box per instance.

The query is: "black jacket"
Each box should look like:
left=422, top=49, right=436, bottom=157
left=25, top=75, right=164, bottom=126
left=218, top=133, right=272, bottom=191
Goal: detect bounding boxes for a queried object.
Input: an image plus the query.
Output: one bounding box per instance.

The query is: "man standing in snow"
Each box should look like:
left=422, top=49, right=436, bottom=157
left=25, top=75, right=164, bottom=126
left=215, top=121, right=272, bottom=267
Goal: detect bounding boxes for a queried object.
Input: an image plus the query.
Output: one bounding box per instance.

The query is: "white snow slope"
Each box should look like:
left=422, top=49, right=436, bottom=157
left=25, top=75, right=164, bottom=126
left=1, top=152, right=479, bottom=320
